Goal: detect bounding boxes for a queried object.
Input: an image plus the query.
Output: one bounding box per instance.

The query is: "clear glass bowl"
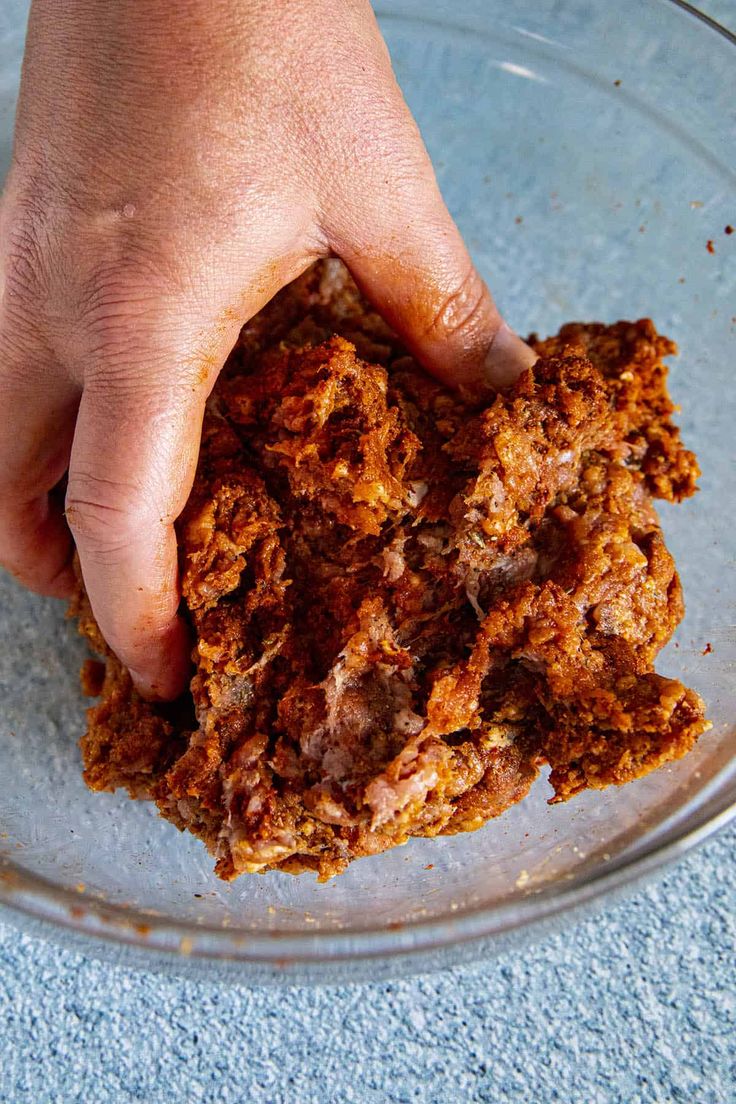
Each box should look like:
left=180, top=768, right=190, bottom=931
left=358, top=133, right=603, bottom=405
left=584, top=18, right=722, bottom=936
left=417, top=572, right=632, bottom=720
left=1, top=0, right=734, bottom=983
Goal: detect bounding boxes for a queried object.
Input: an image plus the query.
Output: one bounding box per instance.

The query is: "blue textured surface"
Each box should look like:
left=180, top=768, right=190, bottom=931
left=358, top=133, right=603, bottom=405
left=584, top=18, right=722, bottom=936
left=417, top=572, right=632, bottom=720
left=2, top=1, right=735, bottom=1100
left=1, top=824, right=734, bottom=1103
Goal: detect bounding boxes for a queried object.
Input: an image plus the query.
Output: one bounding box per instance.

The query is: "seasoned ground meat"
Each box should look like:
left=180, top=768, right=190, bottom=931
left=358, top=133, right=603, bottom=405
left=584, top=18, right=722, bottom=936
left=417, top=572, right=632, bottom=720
left=72, top=260, right=708, bottom=880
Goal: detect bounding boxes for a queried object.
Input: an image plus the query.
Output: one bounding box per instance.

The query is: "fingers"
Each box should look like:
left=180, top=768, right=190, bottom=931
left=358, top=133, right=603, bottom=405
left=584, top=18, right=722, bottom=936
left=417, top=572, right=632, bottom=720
left=0, top=492, right=75, bottom=598
left=64, top=261, right=301, bottom=699
left=66, top=367, right=209, bottom=701
left=346, top=232, right=536, bottom=392
left=0, top=343, right=79, bottom=597
left=324, top=113, right=536, bottom=392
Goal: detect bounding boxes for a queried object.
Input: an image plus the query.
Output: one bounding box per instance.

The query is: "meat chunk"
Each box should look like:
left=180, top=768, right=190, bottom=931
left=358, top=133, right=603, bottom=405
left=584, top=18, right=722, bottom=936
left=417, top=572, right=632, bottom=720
left=72, top=260, right=707, bottom=880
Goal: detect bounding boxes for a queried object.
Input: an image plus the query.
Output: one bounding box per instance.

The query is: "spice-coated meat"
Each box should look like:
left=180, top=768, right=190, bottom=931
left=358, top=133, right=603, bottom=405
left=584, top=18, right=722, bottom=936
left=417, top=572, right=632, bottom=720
left=73, top=260, right=707, bottom=880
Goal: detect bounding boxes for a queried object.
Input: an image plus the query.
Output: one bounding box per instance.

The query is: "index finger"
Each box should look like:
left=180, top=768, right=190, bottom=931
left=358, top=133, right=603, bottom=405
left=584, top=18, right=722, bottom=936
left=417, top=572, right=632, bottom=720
left=66, top=378, right=202, bottom=699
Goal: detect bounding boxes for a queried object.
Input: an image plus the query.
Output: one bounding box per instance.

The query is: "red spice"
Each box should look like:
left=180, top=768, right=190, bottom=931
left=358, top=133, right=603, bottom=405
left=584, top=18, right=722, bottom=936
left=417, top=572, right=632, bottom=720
left=71, top=262, right=707, bottom=882
left=725, top=225, right=734, bottom=235
left=706, top=240, right=715, bottom=254
left=702, top=642, right=713, bottom=655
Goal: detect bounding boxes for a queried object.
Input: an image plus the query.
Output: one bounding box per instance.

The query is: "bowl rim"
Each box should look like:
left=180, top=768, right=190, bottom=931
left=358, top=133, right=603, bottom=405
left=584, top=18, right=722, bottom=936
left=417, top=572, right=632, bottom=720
left=1, top=0, right=735, bottom=972
left=2, top=764, right=735, bottom=969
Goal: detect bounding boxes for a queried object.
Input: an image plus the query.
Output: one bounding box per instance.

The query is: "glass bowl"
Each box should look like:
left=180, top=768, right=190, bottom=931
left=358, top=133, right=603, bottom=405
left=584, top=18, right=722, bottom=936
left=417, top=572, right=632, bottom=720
left=1, top=0, right=734, bottom=983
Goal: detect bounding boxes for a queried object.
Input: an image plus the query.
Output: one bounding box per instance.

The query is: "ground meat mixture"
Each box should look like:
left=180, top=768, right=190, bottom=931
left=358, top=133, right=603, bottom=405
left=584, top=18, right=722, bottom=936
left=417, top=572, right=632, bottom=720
left=72, top=259, right=708, bottom=880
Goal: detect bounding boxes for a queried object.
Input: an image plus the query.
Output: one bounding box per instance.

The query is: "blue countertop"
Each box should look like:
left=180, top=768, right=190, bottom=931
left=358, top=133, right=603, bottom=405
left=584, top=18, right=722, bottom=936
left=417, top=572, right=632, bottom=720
left=1, top=1, right=735, bottom=1100
left=1, top=824, right=734, bottom=1103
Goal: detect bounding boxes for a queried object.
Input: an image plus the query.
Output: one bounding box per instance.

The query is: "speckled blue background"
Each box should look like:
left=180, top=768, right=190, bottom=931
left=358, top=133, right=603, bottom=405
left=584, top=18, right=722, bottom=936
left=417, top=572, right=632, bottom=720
left=1, top=827, right=735, bottom=1103
left=1, top=2, right=735, bottom=1101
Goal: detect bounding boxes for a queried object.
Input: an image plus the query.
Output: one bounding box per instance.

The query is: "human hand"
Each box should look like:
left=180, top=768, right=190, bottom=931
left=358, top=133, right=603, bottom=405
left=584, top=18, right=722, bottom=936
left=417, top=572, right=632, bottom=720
left=0, top=0, right=535, bottom=699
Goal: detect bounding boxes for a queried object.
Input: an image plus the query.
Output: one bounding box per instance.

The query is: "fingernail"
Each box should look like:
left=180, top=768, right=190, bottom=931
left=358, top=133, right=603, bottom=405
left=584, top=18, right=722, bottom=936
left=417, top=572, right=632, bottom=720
left=129, top=668, right=160, bottom=701
left=484, top=323, right=538, bottom=388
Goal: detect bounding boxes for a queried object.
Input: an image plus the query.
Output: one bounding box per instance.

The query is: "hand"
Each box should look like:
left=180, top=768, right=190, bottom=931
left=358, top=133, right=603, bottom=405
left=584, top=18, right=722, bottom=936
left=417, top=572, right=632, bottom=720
left=0, top=0, right=535, bottom=699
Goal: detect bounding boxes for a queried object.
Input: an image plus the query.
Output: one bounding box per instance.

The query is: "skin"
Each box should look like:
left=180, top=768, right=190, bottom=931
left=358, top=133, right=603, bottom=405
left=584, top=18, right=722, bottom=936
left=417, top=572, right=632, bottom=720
left=0, top=0, right=535, bottom=700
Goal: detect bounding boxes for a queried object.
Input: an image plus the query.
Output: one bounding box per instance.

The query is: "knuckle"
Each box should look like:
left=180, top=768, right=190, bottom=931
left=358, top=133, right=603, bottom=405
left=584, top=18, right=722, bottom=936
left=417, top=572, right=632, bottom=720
left=424, top=268, right=490, bottom=343
left=65, top=473, right=152, bottom=558
left=81, top=248, right=171, bottom=313
left=75, top=256, right=193, bottom=385
left=79, top=255, right=173, bottom=336
left=2, top=193, right=186, bottom=371
left=0, top=204, right=54, bottom=311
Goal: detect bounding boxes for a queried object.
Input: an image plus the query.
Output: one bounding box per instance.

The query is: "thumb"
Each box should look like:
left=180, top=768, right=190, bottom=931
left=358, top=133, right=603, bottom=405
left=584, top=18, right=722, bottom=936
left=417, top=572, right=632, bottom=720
left=337, top=200, right=535, bottom=391
left=325, top=124, right=535, bottom=390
